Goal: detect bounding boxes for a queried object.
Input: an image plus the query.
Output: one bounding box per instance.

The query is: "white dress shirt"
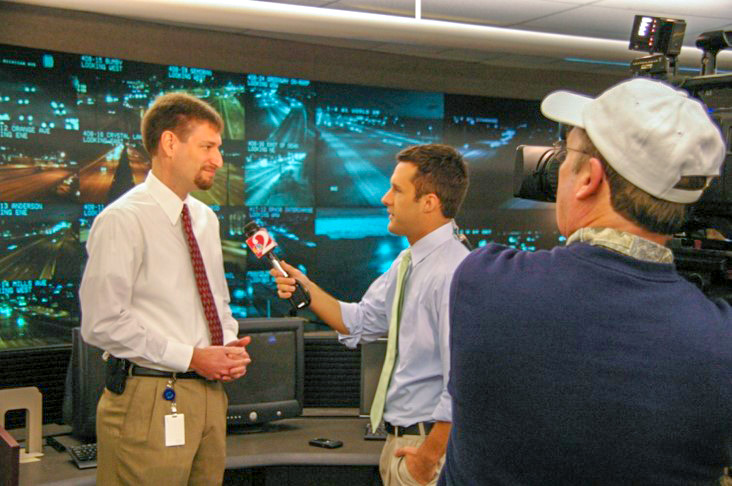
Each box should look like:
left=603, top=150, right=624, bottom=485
left=79, top=172, right=239, bottom=372
left=339, top=222, right=469, bottom=426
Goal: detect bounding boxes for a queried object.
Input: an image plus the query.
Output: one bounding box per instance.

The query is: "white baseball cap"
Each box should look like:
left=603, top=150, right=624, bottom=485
left=540, top=78, right=726, bottom=203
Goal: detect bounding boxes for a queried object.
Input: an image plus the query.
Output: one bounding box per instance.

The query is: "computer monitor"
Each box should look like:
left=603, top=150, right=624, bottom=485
left=64, top=327, right=105, bottom=440
left=224, top=317, right=305, bottom=429
left=359, top=338, right=387, bottom=416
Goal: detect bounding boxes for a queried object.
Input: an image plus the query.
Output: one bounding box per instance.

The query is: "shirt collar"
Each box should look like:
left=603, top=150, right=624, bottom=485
left=566, top=227, right=673, bottom=264
left=409, top=221, right=457, bottom=265
left=144, top=171, right=192, bottom=226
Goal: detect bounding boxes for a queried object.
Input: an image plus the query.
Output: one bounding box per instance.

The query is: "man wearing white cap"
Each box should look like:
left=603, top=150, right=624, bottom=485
left=439, top=78, right=732, bottom=485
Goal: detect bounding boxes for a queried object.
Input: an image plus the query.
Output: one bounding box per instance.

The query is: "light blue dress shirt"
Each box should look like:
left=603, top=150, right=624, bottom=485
left=339, top=222, right=469, bottom=426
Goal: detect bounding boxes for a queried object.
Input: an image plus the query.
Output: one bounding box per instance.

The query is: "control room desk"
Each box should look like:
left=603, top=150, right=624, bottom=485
left=18, top=417, right=383, bottom=486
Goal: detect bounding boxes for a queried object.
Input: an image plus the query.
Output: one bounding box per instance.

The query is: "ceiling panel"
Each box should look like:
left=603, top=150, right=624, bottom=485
left=421, top=0, right=581, bottom=27
left=519, top=5, right=731, bottom=47
left=326, top=0, right=415, bottom=16
left=593, top=0, right=732, bottom=20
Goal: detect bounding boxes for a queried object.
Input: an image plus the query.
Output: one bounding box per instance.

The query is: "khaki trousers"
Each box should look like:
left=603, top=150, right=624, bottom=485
left=379, top=429, right=446, bottom=486
left=96, top=376, right=228, bottom=486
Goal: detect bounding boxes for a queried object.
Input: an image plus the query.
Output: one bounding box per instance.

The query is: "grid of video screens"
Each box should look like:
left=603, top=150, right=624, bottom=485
left=0, top=43, right=557, bottom=349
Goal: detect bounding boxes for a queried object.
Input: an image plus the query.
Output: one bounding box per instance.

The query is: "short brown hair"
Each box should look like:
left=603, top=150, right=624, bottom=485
left=574, top=129, right=689, bottom=234
left=396, top=144, right=469, bottom=219
left=141, top=92, right=224, bottom=157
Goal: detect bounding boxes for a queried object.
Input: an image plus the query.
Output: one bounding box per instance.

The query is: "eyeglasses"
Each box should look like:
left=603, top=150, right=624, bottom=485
left=552, top=141, right=594, bottom=164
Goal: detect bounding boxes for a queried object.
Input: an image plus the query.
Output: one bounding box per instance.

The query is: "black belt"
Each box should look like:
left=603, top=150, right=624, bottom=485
left=127, top=362, right=203, bottom=380
left=384, top=421, right=435, bottom=436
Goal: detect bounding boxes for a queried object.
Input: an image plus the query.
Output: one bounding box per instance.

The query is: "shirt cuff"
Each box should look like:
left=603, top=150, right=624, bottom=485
left=431, top=395, right=453, bottom=423
left=223, top=329, right=239, bottom=346
left=337, top=301, right=361, bottom=349
left=159, top=340, right=195, bottom=372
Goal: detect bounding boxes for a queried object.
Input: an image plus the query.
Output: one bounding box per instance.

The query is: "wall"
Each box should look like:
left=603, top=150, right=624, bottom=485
left=0, top=3, right=623, bottom=100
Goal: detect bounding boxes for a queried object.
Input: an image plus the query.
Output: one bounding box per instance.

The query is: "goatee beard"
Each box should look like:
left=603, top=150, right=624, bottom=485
left=194, top=173, right=214, bottom=190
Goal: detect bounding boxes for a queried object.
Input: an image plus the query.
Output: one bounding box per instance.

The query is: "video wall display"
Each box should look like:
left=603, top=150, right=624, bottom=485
left=0, top=43, right=557, bottom=349
left=245, top=75, right=316, bottom=208
left=310, top=208, right=408, bottom=303
left=313, top=83, right=444, bottom=207
left=444, top=94, right=557, bottom=211
left=455, top=209, right=564, bottom=251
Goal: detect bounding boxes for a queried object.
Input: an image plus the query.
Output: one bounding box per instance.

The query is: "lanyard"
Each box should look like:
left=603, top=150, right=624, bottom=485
left=163, top=377, right=177, bottom=415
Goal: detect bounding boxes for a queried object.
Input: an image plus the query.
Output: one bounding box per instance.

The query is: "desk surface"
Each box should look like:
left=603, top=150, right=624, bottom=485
left=19, top=416, right=382, bottom=486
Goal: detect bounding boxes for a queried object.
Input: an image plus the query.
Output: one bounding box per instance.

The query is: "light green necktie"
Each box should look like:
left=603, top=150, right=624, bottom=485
left=370, top=248, right=411, bottom=432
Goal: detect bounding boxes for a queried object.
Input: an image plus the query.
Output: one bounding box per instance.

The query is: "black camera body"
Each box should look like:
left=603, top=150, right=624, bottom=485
left=513, top=17, right=732, bottom=300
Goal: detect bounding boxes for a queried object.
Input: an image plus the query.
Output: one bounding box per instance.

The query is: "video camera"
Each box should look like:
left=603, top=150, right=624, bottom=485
left=513, top=15, right=732, bottom=299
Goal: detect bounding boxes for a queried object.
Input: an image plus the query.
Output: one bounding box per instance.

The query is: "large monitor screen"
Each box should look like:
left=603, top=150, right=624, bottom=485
left=0, top=42, right=562, bottom=350
left=245, top=74, right=316, bottom=207
left=310, top=208, right=407, bottom=303
left=313, top=82, right=443, bottom=207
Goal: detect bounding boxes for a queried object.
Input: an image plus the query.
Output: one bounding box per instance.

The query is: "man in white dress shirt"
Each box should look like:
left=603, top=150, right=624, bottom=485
left=272, top=144, right=470, bottom=485
left=80, top=92, right=250, bottom=486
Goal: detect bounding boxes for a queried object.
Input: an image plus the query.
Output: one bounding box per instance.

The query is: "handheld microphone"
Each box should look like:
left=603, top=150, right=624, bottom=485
left=243, top=221, right=311, bottom=310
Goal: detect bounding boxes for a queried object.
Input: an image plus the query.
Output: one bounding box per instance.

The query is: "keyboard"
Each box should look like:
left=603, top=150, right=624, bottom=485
left=363, top=422, right=387, bottom=441
left=68, top=442, right=97, bottom=469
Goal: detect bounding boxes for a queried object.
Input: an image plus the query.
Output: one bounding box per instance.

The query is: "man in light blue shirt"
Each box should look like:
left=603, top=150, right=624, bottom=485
left=272, top=144, right=469, bottom=486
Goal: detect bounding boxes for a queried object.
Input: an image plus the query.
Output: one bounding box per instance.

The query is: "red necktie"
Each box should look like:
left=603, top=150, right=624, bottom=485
left=181, top=203, right=224, bottom=346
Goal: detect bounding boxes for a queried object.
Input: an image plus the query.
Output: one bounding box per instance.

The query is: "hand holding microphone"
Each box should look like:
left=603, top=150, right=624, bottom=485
left=270, top=260, right=308, bottom=297
left=244, top=221, right=311, bottom=310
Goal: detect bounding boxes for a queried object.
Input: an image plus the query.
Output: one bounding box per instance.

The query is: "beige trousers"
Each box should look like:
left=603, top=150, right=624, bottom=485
left=379, top=430, right=446, bottom=486
left=96, top=376, right=228, bottom=486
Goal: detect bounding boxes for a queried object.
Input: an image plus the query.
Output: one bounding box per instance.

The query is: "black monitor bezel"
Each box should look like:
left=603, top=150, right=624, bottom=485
left=224, top=317, right=305, bottom=427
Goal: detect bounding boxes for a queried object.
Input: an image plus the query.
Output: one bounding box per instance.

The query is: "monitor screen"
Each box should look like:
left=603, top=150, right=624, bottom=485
left=443, top=93, right=556, bottom=212
left=245, top=74, right=316, bottom=207
left=223, top=317, right=305, bottom=428
left=311, top=208, right=407, bottom=303
left=313, top=82, right=443, bottom=207
left=0, top=201, right=81, bottom=348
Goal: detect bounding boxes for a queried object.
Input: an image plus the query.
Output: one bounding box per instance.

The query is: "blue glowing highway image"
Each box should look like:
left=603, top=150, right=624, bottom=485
left=243, top=80, right=443, bottom=208
left=245, top=81, right=316, bottom=207
left=314, top=83, right=443, bottom=207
